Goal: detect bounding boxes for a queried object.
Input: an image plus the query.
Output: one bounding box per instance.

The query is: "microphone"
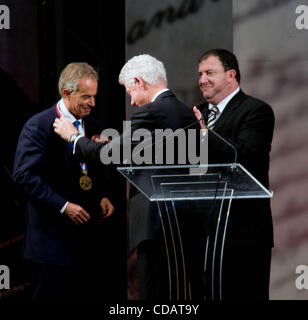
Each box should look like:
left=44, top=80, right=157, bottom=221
left=195, top=102, right=211, bottom=122
left=208, top=128, right=238, bottom=165
left=100, top=102, right=237, bottom=167
left=175, top=103, right=210, bottom=132
left=196, top=103, right=238, bottom=165
left=132, top=103, right=238, bottom=166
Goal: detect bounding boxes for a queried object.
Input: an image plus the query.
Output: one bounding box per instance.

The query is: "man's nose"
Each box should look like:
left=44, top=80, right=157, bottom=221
left=89, top=96, right=95, bottom=106
left=130, top=97, right=136, bottom=106
left=199, top=73, right=209, bottom=84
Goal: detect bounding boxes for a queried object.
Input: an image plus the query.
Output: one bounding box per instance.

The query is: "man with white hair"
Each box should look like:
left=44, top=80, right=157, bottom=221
left=53, top=54, right=197, bottom=299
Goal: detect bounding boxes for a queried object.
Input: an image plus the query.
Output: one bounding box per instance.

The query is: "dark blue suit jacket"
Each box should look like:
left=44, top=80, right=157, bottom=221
left=13, top=104, right=107, bottom=267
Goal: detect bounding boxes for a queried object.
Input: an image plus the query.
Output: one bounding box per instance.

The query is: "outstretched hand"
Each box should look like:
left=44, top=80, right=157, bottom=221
left=91, top=134, right=110, bottom=143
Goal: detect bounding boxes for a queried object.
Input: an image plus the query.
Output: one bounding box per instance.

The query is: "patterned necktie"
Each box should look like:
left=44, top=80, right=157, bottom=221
left=207, top=105, right=219, bottom=129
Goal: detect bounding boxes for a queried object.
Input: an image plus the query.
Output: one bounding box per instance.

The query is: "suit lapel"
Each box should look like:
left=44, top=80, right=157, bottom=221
left=211, top=90, right=247, bottom=132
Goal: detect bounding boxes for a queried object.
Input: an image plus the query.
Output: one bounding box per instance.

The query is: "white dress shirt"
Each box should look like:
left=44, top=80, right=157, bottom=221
left=151, top=88, right=169, bottom=102
left=201, top=86, right=240, bottom=139
left=208, top=86, right=240, bottom=126
left=57, top=99, right=85, bottom=214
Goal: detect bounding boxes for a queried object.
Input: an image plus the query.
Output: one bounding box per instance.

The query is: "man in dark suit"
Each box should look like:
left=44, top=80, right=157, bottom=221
left=13, top=62, right=115, bottom=300
left=192, top=48, right=275, bottom=299
left=53, top=54, right=198, bottom=299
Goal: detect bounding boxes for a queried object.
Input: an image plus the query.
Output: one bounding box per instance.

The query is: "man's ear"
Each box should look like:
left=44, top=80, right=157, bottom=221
left=134, top=76, right=146, bottom=89
left=227, top=69, right=237, bottom=82
left=62, top=88, right=71, bottom=98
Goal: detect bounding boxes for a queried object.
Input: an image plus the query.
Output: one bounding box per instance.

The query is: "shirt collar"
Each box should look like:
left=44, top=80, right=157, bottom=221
left=57, top=98, right=81, bottom=124
left=151, top=88, right=169, bottom=102
left=209, top=86, right=240, bottom=114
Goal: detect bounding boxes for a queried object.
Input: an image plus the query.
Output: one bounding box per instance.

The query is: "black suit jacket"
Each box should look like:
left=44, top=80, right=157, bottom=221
left=13, top=104, right=109, bottom=267
left=75, top=90, right=198, bottom=249
left=197, top=90, right=275, bottom=247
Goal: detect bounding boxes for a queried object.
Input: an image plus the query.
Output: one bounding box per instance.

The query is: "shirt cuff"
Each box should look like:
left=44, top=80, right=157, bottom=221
left=60, top=201, right=68, bottom=214
left=201, top=129, right=208, bottom=143
left=73, top=135, right=83, bottom=154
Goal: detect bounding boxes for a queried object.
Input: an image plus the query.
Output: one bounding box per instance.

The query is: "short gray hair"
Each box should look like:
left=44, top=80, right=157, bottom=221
left=118, top=54, right=167, bottom=87
left=58, top=62, right=98, bottom=96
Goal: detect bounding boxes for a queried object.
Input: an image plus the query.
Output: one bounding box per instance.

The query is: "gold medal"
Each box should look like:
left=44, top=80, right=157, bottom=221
left=79, top=171, right=92, bottom=191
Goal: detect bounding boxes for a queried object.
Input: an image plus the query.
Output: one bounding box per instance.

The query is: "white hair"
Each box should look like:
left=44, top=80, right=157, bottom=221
left=118, top=54, right=167, bottom=87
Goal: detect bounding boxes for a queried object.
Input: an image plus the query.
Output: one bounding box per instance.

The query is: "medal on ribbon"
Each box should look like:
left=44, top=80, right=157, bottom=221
left=80, top=169, right=92, bottom=191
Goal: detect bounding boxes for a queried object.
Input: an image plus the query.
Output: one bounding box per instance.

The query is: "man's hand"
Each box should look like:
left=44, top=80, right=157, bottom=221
left=193, top=106, right=207, bottom=134
left=53, top=117, right=78, bottom=141
left=99, top=197, right=115, bottom=221
left=64, top=202, right=90, bottom=225
left=91, top=134, right=110, bottom=143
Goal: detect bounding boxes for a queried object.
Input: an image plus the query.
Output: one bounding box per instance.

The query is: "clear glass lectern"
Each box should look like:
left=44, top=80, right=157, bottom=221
left=118, top=163, right=273, bottom=300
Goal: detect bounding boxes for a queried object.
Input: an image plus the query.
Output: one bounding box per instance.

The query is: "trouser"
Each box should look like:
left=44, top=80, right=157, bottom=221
left=136, top=240, right=169, bottom=300
left=28, top=253, right=113, bottom=300
left=28, top=261, right=75, bottom=300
